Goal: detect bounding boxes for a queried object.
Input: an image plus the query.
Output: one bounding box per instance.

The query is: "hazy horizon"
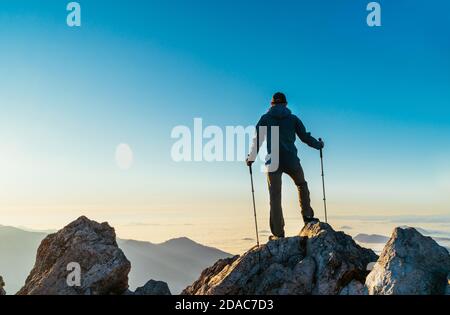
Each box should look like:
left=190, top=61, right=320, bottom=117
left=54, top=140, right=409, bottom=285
left=2, top=213, right=449, bottom=254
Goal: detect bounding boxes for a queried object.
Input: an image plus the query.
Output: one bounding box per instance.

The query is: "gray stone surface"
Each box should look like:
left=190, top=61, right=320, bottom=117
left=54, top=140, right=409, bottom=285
left=17, top=216, right=131, bottom=295
left=366, top=227, right=450, bottom=295
left=183, top=222, right=378, bottom=295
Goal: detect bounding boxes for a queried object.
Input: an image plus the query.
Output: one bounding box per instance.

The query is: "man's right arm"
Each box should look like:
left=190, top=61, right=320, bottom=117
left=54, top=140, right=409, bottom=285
left=247, top=116, right=267, bottom=165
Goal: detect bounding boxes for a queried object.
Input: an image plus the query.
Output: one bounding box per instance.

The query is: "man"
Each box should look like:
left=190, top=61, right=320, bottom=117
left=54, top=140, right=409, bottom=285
left=247, top=92, right=324, bottom=239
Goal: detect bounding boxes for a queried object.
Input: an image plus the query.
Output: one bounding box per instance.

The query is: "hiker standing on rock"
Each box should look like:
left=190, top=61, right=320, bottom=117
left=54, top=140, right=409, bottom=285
left=247, top=92, right=324, bottom=240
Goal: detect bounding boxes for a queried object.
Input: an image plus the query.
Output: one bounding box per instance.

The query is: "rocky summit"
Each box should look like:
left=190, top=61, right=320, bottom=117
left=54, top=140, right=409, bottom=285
left=365, top=227, right=450, bottom=295
left=183, top=222, right=378, bottom=295
left=17, top=216, right=131, bottom=295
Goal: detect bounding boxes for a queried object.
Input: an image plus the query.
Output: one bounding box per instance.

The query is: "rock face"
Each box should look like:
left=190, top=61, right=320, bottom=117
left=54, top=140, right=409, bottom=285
left=133, top=280, right=172, bottom=295
left=0, top=276, right=5, bottom=295
left=17, top=216, right=131, bottom=295
left=366, top=227, right=450, bottom=295
left=183, top=222, right=378, bottom=295
left=339, top=280, right=366, bottom=295
left=300, top=223, right=378, bottom=295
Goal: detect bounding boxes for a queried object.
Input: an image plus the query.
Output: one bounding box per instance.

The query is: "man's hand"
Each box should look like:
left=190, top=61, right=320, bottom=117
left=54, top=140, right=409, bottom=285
left=246, top=156, right=254, bottom=167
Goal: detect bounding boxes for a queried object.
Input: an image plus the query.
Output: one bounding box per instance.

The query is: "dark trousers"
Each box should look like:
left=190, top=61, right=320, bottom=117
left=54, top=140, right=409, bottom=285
left=267, top=163, right=314, bottom=237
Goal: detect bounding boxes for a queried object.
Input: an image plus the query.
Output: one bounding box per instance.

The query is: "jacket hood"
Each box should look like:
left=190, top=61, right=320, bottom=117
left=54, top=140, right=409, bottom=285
left=267, top=105, right=292, bottom=119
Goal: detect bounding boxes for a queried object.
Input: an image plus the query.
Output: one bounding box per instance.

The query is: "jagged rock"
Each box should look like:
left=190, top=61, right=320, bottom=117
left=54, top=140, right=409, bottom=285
left=300, top=222, right=378, bottom=295
left=181, top=256, right=240, bottom=295
left=183, top=222, right=377, bottom=295
left=278, top=256, right=315, bottom=295
left=0, top=276, right=5, bottom=295
left=17, top=216, right=131, bottom=295
left=339, top=280, right=366, bottom=295
left=366, top=227, right=450, bottom=295
left=133, top=280, right=172, bottom=295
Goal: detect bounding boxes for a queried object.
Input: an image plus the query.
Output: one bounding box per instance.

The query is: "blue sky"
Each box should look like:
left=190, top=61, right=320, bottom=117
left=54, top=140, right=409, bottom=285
left=0, top=0, right=449, bottom=240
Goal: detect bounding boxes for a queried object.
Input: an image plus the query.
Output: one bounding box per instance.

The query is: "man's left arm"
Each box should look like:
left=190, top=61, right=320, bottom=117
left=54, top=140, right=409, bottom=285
left=295, top=116, right=324, bottom=150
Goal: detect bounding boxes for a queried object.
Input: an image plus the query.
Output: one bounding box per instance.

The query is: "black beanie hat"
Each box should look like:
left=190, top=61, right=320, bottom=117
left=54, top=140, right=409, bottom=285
left=271, top=92, right=287, bottom=105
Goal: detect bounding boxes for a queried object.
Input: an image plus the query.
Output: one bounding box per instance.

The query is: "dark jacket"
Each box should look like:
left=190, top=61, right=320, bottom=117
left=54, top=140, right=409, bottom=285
left=249, top=105, right=322, bottom=168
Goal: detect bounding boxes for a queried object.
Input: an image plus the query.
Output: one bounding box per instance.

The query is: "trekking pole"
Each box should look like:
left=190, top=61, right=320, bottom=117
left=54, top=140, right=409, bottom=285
left=319, top=138, right=328, bottom=223
left=249, top=165, right=260, bottom=248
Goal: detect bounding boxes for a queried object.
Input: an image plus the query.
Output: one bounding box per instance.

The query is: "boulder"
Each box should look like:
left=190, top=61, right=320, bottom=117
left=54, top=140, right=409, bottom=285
left=17, top=216, right=131, bottom=295
left=365, top=227, right=450, bottom=295
left=300, top=222, right=377, bottom=295
left=183, top=222, right=377, bottom=295
left=0, top=276, right=5, bottom=295
left=133, top=280, right=171, bottom=295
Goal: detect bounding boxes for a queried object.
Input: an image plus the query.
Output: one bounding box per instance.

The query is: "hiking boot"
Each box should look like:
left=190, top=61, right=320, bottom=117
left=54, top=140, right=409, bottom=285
left=303, top=216, right=320, bottom=225
left=268, top=235, right=284, bottom=241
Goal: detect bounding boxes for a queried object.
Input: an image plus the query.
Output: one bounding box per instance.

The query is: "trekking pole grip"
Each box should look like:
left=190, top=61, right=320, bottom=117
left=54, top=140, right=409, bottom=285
left=319, top=138, right=323, bottom=158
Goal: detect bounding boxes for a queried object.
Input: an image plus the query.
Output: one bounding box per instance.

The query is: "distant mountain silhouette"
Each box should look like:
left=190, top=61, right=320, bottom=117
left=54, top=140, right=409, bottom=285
left=0, top=225, right=231, bottom=294
left=0, top=225, right=47, bottom=294
left=118, top=237, right=231, bottom=293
